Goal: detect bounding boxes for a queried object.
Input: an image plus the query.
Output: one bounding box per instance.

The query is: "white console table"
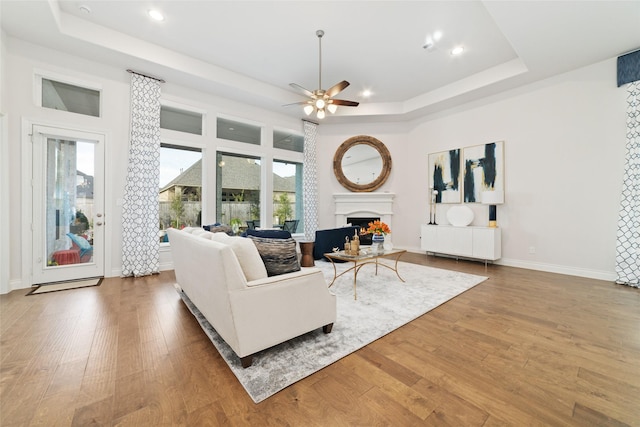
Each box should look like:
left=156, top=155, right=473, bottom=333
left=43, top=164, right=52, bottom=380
left=420, top=224, right=501, bottom=264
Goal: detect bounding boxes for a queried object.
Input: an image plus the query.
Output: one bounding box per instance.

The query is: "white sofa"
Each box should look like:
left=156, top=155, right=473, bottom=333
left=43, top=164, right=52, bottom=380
left=168, top=227, right=336, bottom=367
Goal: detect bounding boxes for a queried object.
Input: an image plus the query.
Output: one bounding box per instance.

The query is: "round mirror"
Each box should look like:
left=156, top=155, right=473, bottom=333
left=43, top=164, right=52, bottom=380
left=333, top=135, right=392, bottom=192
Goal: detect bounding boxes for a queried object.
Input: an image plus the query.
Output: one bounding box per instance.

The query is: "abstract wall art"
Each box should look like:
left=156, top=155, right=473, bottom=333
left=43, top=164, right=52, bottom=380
left=428, top=149, right=461, bottom=203
left=462, top=141, right=504, bottom=203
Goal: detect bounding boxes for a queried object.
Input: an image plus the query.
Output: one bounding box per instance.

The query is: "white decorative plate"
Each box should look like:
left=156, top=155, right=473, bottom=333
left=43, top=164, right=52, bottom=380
left=446, top=205, right=474, bottom=227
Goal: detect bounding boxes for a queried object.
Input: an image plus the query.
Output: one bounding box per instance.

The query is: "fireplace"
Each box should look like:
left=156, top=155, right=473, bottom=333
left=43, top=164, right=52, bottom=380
left=334, top=193, right=395, bottom=244
left=347, top=217, right=380, bottom=229
left=347, top=217, right=379, bottom=245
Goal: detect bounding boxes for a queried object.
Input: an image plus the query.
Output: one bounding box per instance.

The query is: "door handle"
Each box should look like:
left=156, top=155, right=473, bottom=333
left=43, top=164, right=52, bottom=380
left=96, top=213, right=103, bottom=217
left=96, top=222, right=104, bottom=226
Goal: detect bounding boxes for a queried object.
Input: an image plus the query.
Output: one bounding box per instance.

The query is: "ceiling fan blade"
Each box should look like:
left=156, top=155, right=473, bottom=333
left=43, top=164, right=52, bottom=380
left=283, top=100, right=312, bottom=107
left=326, top=80, right=350, bottom=98
left=289, top=83, right=314, bottom=98
left=330, top=99, right=359, bottom=107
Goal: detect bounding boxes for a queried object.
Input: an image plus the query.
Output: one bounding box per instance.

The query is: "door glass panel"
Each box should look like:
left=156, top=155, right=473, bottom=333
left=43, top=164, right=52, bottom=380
left=45, top=139, right=94, bottom=267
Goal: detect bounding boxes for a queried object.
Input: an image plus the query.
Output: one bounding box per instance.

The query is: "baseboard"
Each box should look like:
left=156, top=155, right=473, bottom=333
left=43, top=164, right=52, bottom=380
left=8, top=278, right=28, bottom=292
left=406, top=247, right=616, bottom=282
left=497, top=258, right=616, bottom=282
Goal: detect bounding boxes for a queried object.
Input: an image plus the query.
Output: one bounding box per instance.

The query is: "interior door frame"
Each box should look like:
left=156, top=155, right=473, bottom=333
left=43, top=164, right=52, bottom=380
left=21, top=119, right=109, bottom=287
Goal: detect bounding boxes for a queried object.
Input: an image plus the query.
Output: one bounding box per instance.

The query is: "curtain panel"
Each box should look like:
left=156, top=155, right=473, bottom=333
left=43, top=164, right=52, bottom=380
left=303, top=120, right=319, bottom=241
left=615, top=80, right=640, bottom=287
left=121, top=74, right=162, bottom=277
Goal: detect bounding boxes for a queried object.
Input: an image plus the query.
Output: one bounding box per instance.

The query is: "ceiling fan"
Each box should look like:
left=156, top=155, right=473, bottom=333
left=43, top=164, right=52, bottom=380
left=287, top=30, right=359, bottom=119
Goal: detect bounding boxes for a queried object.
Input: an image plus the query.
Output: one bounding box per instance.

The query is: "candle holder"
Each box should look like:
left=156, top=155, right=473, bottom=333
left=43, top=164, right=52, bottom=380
left=428, top=188, right=439, bottom=225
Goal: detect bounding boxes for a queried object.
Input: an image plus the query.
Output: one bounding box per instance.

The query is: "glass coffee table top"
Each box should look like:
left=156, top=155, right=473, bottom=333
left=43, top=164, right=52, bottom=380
left=324, top=248, right=406, bottom=300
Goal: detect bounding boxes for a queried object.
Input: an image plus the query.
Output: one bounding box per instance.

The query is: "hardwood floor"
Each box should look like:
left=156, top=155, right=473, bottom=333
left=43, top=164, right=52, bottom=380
left=1, top=254, right=639, bottom=426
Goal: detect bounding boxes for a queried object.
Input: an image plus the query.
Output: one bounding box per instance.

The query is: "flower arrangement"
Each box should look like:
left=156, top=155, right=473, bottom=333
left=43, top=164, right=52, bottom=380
left=366, top=220, right=391, bottom=235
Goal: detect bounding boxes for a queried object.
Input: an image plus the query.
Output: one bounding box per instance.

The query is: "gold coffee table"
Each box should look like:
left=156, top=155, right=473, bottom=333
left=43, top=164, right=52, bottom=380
left=324, top=248, right=407, bottom=300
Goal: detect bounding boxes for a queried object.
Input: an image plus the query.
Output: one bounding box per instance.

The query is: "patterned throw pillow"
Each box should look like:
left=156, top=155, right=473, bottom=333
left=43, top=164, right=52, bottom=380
left=203, top=224, right=234, bottom=235
left=248, top=236, right=300, bottom=277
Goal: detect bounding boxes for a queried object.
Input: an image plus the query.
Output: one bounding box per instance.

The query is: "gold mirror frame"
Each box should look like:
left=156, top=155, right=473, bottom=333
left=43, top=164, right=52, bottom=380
left=333, top=135, right=392, bottom=192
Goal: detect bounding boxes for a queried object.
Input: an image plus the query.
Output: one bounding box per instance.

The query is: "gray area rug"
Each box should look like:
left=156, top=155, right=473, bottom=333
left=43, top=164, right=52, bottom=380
left=177, top=260, right=487, bottom=403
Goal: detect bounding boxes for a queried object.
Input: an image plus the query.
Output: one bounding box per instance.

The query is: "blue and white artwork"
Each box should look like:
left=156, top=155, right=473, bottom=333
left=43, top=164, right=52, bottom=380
left=463, top=141, right=504, bottom=203
left=428, top=149, right=461, bottom=203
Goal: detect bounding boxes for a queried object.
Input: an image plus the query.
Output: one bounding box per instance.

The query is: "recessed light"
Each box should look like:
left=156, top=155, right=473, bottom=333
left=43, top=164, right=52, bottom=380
left=361, top=89, right=372, bottom=98
left=148, top=10, right=164, bottom=21
left=451, top=46, right=464, bottom=56
left=433, top=31, right=443, bottom=41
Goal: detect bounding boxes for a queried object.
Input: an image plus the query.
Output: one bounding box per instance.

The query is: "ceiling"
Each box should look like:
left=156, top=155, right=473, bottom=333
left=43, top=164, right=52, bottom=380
left=2, top=1, right=639, bottom=123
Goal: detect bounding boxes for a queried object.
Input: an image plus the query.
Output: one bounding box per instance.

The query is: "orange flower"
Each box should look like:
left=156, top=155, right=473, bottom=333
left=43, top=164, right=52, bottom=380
left=366, top=220, right=391, bottom=235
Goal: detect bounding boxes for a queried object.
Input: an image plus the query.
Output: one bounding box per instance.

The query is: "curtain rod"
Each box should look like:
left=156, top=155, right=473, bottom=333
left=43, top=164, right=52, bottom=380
left=126, top=69, right=165, bottom=83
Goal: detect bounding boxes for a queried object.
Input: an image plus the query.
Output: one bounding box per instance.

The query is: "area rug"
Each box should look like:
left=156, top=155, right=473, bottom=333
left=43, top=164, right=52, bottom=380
left=27, top=277, right=103, bottom=295
left=177, top=261, right=487, bottom=403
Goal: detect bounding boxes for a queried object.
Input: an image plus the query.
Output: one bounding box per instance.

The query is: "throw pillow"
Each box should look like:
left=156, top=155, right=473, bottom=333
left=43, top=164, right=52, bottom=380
left=66, top=233, right=92, bottom=257
left=248, top=236, right=300, bottom=277
left=209, top=232, right=231, bottom=242
left=225, top=237, right=268, bottom=281
left=203, top=224, right=234, bottom=235
left=244, top=229, right=292, bottom=239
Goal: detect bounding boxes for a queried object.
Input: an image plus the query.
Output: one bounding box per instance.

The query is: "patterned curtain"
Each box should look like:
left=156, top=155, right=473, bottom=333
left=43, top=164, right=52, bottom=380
left=121, top=74, right=161, bottom=277
left=615, top=80, right=640, bottom=287
left=303, top=120, right=319, bottom=241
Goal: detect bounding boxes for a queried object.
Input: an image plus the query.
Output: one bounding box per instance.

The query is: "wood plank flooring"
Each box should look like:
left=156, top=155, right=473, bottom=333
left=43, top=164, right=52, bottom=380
left=1, top=254, right=639, bottom=426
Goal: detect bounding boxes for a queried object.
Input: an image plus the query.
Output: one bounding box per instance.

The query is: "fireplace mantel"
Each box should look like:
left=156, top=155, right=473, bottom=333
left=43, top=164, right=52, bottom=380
left=333, top=193, right=395, bottom=229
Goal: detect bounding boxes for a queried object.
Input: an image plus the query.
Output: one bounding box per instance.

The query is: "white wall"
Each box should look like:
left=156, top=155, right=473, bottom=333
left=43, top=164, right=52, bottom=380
left=319, top=59, right=626, bottom=280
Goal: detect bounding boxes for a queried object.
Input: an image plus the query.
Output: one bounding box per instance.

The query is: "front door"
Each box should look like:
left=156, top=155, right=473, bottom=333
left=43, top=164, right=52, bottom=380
left=31, top=125, right=105, bottom=284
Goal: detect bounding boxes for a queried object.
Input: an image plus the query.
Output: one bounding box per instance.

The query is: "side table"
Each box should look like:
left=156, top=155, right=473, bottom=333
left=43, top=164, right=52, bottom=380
left=299, top=241, right=315, bottom=267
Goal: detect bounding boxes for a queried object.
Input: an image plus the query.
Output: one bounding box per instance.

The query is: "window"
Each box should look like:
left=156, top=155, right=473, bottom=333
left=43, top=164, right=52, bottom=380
left=216, top=152, right=261, bottom=229
left=274, top=130, right=304, bottom=153
left=160, top=105, right=203, bottom=135
left=273, top=159, right=303, bottom=232
left=217, top=117, right=261, bottom=145
left=159, top=144, right=202, bottom=241
left=41, top=78, right=100, bottom=117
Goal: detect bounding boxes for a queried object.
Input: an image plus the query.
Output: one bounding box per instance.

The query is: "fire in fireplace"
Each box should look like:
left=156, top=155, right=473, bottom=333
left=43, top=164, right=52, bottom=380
left=347, top=217, right=380, bottom=245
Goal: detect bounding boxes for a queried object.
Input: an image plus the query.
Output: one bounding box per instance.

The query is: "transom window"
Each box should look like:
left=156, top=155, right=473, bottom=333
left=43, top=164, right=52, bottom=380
left=41, top=78, right=100, bottom=117
left=160, top=105, right=203, bottom=135
left=274, top=130, right=304, bottom=153
left=217, top=117, right=261, bottom=145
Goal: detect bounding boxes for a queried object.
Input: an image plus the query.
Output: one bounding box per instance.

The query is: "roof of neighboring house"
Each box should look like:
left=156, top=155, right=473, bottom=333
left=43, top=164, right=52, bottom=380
left=160, top=157, right=295, bottom=193
left=160, top=159, right=202, bottom=192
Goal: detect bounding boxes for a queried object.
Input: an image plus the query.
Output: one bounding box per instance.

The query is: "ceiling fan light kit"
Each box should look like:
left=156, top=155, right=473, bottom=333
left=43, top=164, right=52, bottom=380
left=288, top=29, right=359, bottom=119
